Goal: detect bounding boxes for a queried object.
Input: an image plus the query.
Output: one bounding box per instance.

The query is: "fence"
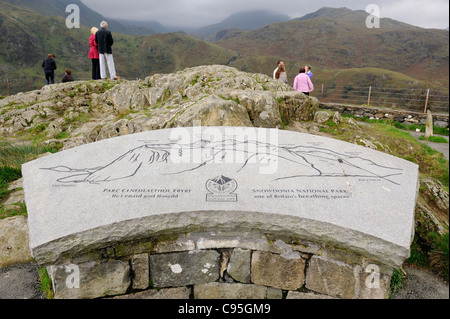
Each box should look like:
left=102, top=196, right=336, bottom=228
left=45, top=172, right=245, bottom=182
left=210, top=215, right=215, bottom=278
left=310, top=85, right=449, bottom=114
left=1, top=78, right=34, bottom=96
left=0, top=77, right=94, bottom=97
left=1, top=78, right=449, bottom=115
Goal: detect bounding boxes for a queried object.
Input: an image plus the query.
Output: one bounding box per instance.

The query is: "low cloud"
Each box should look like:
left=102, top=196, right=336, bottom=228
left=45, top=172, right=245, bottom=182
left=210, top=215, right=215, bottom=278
left=80, top=0, right=449, bottom=29
left=380, top=0, right=449, bottom=29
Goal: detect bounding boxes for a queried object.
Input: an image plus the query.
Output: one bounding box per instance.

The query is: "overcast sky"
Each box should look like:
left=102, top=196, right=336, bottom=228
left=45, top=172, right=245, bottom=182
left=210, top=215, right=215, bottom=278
left=80, top=0, right=449, bottom=29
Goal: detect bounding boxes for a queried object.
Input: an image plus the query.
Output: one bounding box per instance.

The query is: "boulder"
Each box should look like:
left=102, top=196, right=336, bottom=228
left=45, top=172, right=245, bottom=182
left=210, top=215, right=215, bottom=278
left=277, top=92, right=319, bottom=122
left=175, top=95, right=253, bottom=127
left=333, top=111, right=344, bottom=125
left=0, top=216, right=33, bottom=267
left=420, top=178, right=449, bottom=214
left=314, top=111, right=332, bottom=124
left=220, top=90, right=282, bottom=128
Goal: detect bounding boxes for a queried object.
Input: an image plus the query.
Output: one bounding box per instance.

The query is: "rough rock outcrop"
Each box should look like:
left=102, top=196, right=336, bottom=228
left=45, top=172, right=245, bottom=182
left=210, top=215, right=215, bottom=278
left=0, top=65, right=319, bottom=151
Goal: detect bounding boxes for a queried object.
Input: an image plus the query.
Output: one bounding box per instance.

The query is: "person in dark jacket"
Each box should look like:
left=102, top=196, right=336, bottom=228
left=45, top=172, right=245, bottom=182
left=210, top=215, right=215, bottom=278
left=42, top=54, right=57, bottom=85
left=95, top=21, right=120, bottom=80
left=61, top=68, right=74, bottom=83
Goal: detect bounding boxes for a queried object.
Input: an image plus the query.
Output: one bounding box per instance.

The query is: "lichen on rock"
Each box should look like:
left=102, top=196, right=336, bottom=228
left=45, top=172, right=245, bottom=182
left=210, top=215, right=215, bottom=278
left=0, top=65, right=318, bottom=151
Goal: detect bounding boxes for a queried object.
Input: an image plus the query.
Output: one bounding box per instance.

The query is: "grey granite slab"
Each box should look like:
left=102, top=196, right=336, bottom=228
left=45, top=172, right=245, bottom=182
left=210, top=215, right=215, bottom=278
left=22, top=127, right=419, bottom=266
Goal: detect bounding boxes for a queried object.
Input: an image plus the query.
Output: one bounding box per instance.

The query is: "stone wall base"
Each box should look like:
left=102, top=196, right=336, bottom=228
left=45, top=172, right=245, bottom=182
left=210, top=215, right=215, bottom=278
left=47, top=231, right=393, bottom=299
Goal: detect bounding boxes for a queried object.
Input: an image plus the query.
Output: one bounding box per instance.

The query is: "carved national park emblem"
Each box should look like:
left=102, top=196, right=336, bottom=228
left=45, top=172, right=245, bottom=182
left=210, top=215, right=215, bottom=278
left=206, top=175, right=238, bottom=203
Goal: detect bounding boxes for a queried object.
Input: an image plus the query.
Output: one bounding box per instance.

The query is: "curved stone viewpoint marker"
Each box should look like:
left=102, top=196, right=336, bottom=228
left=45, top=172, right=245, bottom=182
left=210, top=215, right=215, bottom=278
left=23, top=127, right=418, bottom=269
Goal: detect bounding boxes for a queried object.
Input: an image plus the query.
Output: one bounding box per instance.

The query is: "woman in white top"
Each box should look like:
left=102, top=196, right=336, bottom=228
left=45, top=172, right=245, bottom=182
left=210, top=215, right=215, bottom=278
left=275, top=63, right=288, bottom=84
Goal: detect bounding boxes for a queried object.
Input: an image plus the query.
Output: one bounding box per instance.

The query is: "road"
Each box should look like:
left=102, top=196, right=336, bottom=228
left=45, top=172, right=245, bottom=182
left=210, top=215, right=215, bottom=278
left=409, top=131, right=449, bottom=161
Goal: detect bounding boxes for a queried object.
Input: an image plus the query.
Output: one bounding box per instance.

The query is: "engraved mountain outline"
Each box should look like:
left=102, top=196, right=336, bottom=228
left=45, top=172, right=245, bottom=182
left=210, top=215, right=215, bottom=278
left=41, top=138, right=404, bottom=185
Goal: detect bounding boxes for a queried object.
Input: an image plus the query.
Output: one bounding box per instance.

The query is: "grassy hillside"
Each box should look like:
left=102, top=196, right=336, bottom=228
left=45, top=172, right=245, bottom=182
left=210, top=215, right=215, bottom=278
left=139, top=33, right=238, bottom=76
left=0, top=3, right=92, bottom=86
left=2, top=0, right=155, bottom=35
left=295, top=7, right=420, bottom=30
left=218, top=13, right=449, bottom=83
left=0, top=3, right=238, bottom=93
left=317, top=68, right=449, bottom=112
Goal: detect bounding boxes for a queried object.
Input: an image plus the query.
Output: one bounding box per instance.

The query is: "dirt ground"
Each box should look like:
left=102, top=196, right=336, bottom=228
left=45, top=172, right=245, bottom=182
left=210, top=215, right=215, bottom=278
left=394, top=266, right=449, bottom=299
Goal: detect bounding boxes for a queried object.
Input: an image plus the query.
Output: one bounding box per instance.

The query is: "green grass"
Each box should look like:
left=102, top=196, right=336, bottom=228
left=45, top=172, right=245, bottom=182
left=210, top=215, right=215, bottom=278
left=351, top=116, right=449, bottom=136
left=389, top=269, right=406, bottom=299
left=0, top=166, right=22, bottom=200
left=0, top=166, right=24, bottom=219
left=383, top=127, right=448, bottom=188
left=338, top=115, right=450, bottom=187
left=191, top=75, right=200, bottom=86
left=38, top=268, right=54, bottom=299
left=321, top=114, right=450, bottom=189
left=54, top=131, right=69, bottom=140
left=102, top=81, right=117, bottom=91
left=218, top=94, right=240, bottom=104
left=377, top=124, right=417, bottom=140
left=0, top=141, right=48, bottom=168
left=319, top=119, right=339, bottom=134
left=0, top=141, right=52, bottom=219
left=434, top=127, right=450, bottom=136
left=419, top=136, right=449, bottom=144
left=429, top=233, right=449, bottom=281
left=408, top=236, right=430, bottom=268
left=408, top=232, right=449, bottom=281
left=279, top=109, right=289, bottom=129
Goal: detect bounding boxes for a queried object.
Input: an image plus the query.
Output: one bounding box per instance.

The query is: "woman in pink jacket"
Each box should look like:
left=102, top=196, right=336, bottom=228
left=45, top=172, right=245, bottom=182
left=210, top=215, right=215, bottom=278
left=293, top=67, right=314, bottom=96
left=89, top=27, right=100, bottom=80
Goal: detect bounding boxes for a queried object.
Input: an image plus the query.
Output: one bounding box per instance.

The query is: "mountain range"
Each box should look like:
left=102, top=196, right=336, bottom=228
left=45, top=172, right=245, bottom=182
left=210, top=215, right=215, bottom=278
left=0, top=1, right=448, bottom=105
left=191, top=10, right=291, bottom=41
left=218, top=7, right=449, bottom=81
left=111, top=10, right=293, bottom=36
left=2, top=0, right=156, bottom=35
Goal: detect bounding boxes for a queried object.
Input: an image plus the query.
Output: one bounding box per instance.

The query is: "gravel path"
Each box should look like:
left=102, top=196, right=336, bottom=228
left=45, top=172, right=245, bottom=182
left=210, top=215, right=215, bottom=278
left=408, top=131, right=449, bottom=161
left=0, top=263, right=44, bottom=299
left=394, top=266, right=449, bottom=299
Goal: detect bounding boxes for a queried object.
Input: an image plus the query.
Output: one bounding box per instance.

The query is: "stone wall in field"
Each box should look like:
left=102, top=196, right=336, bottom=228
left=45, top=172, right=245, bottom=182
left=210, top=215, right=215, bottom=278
left=320, top=103, right=449, bottom=128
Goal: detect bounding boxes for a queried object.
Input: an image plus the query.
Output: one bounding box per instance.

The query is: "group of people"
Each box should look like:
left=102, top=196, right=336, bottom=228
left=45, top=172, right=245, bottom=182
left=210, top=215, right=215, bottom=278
left=89, top=21, right=120, bottom=81
left=42, top=20, right=119, bottom=85
left=43, top=23, right=313, bottom=93
left=273, top=60, right=314, bottom=96
left=41, top=54, right=73, bottom=84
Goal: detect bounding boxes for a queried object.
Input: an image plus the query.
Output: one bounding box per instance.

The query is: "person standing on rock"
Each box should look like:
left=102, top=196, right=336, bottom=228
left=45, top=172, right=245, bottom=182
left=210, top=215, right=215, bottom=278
left=305, top=65, right=313, bottom=80
left=273, top=60, right=284, bottom=80
left=89, top=27, right=101, bottom=80
left=275, top=63, right=288, bottom=84
left=41, top=54, right=57, bottom=85
left=293, top=67, right=314, bottom=96
left=95, top=21, right=120, bottom=81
